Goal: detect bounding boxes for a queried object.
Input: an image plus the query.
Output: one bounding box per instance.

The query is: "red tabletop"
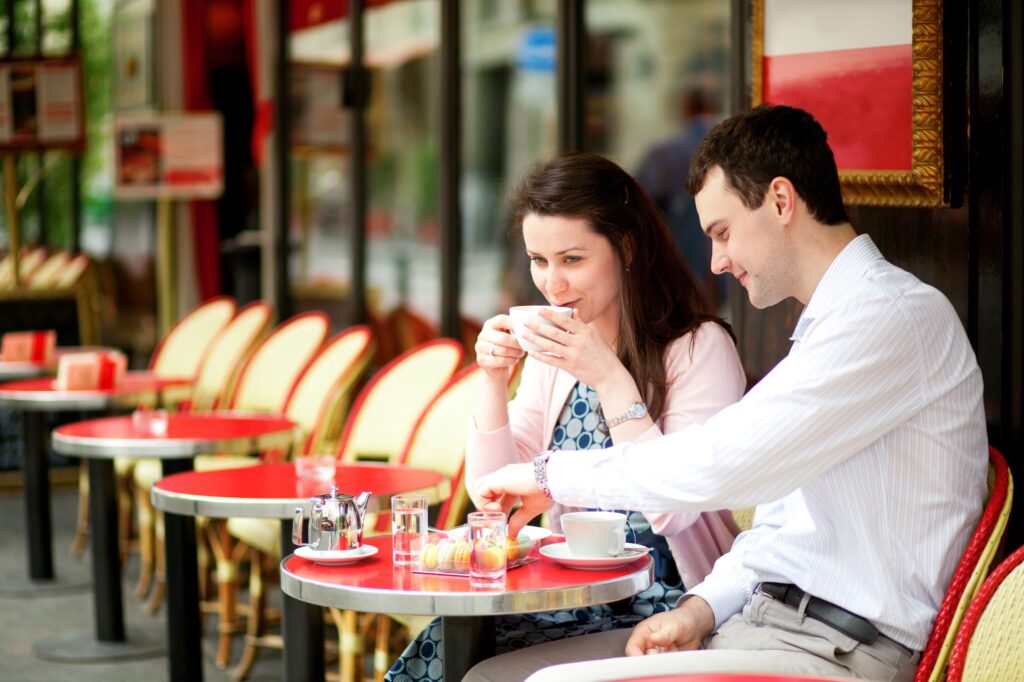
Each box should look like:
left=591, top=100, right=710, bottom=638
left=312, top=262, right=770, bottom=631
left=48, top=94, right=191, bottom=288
left=280, top=535, right=654, bottom=616
left=152, top=462, right=449, bottom=519
left=51, top=413, right=297, bottom=461
left=57, top=413, right=296, bottom=442
left=0, top=370, right=191, bottom=411
left=0, top=370, right=187, bottom=395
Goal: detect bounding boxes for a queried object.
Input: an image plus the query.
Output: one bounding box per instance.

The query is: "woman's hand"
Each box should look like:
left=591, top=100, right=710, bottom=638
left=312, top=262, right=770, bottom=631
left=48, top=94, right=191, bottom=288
left=475, top=314, right=525, bottom=379
left=519, top=309, right=626, bottom=390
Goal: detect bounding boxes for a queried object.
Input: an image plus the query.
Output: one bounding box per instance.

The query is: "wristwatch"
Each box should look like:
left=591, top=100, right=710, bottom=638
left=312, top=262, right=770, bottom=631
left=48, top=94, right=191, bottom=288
left=604, top=401, right=648, bottom=428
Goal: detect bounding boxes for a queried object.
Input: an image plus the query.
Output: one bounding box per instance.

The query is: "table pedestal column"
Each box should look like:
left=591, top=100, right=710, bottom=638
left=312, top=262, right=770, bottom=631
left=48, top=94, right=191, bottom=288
left=443, top=615, right=496, bottom=681
left=282, top=521, right=325, bottom=682
left=32, top=457, right=164, bottom=662
left=163, top=457, right=204, bottom=682
left=0, top=411, right=89, bottom=596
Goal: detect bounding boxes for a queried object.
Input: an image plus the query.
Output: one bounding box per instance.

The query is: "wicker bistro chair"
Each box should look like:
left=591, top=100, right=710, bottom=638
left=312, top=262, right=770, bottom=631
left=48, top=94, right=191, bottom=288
left=351, top=363, right=487, bottom=682
left=130, top=302, right=274, bottom=607
left=232, top=340, right=463, bottom=681
left=321, top=339, right=465, bottom=682
left=224, top=325, right=378, bottom=679
left=69, top=296, right=238, bottom=559
left=25, top=250, right=71, bottom=288
left=946, top=541, right=1024, bottom=681
left=336, top=339, right=465, bottom=465
left=913, top=446, right=1013, bottom=682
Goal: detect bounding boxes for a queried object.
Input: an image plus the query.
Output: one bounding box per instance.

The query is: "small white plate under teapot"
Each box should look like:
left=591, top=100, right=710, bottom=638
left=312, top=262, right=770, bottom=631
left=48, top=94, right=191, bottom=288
left=539, top=542, right=651, bottom=570
left=295, top=544, right=379, bottom=566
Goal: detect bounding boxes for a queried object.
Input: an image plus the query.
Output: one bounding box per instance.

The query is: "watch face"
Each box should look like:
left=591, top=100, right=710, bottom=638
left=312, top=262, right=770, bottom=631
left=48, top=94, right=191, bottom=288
left=631, top=402, right=647, bottom=418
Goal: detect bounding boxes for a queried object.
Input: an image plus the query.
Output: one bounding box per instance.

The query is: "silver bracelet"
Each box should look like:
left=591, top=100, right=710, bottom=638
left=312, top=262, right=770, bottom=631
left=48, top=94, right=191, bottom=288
left=533, top=452, right=552, bottom=499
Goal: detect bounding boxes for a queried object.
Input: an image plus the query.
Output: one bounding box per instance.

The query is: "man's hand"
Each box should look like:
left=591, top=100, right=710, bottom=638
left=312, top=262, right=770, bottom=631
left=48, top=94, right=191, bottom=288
left=624, top=596, right=716, bottom=656
left=473, top=463, right=555, bottom=537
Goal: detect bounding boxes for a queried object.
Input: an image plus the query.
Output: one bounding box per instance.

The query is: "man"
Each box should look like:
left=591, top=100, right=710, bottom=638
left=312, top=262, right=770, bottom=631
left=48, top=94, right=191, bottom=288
left=636, top=76, right=722, bottom=294
left=468, top=104, right=987, bottom=682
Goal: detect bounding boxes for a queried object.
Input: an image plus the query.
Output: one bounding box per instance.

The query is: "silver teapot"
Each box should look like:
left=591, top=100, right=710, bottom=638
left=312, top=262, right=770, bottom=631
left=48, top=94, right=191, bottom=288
left=292, top=486, right=371, bottom=552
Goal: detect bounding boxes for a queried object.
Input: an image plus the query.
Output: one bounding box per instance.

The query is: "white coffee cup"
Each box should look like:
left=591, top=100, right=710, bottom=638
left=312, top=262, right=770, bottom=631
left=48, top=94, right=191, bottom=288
left=560, top=511, right=627, bottom=557
left=508, top=305, right=573, bottom=353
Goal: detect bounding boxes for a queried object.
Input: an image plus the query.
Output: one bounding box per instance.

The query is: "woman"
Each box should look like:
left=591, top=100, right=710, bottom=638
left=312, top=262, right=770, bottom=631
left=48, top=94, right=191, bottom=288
left=386, top=152, right=746, bottom=682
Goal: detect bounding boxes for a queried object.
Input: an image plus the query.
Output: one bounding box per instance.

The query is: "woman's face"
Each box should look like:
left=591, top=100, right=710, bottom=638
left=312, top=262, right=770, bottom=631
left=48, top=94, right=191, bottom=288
left=522, top=213, right=623, bottom=344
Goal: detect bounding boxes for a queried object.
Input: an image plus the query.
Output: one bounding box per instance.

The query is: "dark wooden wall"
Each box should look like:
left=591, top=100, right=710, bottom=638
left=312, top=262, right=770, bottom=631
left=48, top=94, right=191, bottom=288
left=731, top=0, right=1024, bottom=551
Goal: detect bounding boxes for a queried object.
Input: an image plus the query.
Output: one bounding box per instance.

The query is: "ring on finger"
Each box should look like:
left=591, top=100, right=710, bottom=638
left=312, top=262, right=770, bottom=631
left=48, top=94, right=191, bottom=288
left=488, top=343, right=495, bottom=356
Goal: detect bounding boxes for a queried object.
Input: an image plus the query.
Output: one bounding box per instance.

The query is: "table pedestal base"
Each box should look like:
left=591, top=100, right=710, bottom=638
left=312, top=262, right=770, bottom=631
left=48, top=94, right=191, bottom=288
left=443, top=615, right=496, bottom=681
left=0, top=574, right=90, bottom=597
left=32, top=630, right=165, bottom=662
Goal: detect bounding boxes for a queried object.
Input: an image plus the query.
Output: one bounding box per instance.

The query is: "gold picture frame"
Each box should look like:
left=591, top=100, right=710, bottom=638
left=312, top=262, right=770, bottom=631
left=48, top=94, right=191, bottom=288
left=751, top=0, right=945, bottom=207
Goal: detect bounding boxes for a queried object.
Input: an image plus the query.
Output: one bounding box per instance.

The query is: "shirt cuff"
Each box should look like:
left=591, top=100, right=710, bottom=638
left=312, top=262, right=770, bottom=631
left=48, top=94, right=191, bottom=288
left=684, top=577, right=754, bottom=630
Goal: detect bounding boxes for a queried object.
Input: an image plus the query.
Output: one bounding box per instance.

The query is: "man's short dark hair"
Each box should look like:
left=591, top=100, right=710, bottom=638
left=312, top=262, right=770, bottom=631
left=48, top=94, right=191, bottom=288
left=686, top=104, right=849, bottom=225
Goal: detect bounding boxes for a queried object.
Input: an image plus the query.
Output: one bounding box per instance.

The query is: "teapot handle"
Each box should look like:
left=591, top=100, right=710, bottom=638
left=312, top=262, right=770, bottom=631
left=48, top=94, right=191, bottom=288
left=292, top=506, right=306, bottom=547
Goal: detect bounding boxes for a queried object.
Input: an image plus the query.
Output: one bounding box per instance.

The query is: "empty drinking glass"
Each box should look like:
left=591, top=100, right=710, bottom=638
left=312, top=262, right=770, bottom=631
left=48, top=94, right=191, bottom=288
left=468, top=511, right=507, bottom=588
left=391, top=493, right=428, bottom=565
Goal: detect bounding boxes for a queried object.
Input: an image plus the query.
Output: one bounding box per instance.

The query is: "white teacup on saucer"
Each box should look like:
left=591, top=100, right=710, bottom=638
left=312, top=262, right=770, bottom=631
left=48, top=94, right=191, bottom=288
left=560, top=511, right=627, bottom=557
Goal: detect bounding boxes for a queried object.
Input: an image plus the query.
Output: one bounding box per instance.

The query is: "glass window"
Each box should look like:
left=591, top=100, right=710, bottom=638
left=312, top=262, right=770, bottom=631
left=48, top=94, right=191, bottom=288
left=460, top=0, right=558, bottom=333
left=586, top=0, right=731, bottom=314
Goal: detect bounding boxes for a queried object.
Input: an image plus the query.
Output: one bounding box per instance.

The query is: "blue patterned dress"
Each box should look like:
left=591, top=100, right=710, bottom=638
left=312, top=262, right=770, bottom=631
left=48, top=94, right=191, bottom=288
left=385, top=382, right=686, bottom=682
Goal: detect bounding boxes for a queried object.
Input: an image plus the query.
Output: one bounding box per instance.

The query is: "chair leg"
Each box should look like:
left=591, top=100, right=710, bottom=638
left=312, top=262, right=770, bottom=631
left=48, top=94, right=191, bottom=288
left=205, top=519, right=246, bottom=669
left=332, top=608, right=364, bottom=682
left=133, top=483, right=155, bottom=599
left=373, top=614, right=391, bottom=682
left=232, top=548, right=267, bottom=681
left=69, top=462, right=90, bottom=558
left=146, top=510, right=166, bottom=614
left=116, top=462, right=136, bottom=563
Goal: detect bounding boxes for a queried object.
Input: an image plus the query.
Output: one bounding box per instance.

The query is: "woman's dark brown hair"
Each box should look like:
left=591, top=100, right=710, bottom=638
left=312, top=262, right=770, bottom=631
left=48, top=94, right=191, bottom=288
left=510, top=152, right=734, bottom=423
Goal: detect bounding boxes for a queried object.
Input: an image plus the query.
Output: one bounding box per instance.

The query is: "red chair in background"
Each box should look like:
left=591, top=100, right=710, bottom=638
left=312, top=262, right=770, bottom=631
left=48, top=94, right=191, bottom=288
left=913, top=446, right=1013, bottom=682
left=946, top=541, right=1024, bottom=681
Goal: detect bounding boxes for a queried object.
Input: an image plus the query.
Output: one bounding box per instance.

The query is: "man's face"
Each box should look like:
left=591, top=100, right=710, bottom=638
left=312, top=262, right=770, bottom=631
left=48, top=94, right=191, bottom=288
left=695, top=166, right=796, bottom=309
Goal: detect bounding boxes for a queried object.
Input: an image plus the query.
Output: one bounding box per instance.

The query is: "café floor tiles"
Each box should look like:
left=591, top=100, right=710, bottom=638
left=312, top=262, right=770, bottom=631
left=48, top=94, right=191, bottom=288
left=0, top=486, right=283, bottom=682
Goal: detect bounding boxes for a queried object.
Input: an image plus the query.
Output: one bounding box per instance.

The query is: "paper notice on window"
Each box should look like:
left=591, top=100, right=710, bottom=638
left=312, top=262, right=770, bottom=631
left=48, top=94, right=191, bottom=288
left=114, top=112, right=224, bottom=199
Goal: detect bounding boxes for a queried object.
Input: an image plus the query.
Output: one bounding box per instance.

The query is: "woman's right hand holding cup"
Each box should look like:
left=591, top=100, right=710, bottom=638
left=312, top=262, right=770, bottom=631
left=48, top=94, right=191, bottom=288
left=476, top=314, right=525, bottom=379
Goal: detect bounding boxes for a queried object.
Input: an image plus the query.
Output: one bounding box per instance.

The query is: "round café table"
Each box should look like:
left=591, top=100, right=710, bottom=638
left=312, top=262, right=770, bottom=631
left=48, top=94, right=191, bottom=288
left=0, top=371, right=189, bottom=596
left=46, top=412, right=296, bottom=666
left=0, top=346, right=113, bottom=381
left=152, top=462, right=449, bottom=682
left=0, top=359, right=52, bottom=381
left=281, top=534, right=654, bottom=681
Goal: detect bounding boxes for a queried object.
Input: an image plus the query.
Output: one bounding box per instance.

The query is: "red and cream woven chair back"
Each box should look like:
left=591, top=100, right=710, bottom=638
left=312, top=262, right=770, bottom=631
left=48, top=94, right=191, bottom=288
left=914, top=446, right=1013, bottom=682
left=149, top=296, right=236, bottom=382
left=335, top=338, right=464, bottom=464
left=189, top=301, right=272, bottom=411
left=947, top=541, right=1024, bottom=681
left=227, top=311, right=330, bottom=417
left=282, top=324, right=376, bottom=454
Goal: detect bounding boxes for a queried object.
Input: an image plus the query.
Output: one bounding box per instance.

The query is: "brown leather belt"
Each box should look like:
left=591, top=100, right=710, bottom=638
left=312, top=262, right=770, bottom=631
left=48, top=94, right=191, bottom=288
left=759, top=582, right=879, bottom=644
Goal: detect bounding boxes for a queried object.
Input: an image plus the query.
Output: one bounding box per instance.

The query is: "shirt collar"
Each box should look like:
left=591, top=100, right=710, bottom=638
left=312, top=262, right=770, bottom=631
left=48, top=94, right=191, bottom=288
left=790, top=234, right=883, bottom=341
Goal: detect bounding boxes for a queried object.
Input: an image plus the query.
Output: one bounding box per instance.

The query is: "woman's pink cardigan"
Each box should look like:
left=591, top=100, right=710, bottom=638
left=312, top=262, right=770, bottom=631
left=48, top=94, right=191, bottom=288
left=466, top=321, right=747, bottom=588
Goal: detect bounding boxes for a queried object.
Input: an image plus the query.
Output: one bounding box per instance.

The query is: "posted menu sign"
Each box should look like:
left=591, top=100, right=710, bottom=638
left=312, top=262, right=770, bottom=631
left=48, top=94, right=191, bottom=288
left=0, top=58, right=84, bottom=151
left=114, top=112, right=223, bottom=199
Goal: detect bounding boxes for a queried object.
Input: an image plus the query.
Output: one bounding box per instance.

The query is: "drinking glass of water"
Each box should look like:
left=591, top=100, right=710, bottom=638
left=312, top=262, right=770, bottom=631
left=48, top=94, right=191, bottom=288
left=391, top=493, right=428, bottom=565
left=468, top=511, right=507, bottom=588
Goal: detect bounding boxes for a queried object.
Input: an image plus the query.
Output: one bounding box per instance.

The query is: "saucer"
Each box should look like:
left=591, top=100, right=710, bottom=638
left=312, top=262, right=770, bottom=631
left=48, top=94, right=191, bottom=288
left=539, top=542, right=651, bottom=570
left=295, top=544, right=378, bottom=566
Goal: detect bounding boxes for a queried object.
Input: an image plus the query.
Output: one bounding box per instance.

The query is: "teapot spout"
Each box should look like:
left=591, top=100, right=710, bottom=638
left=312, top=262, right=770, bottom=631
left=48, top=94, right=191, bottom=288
left=354, top=491, right=371, bottom=520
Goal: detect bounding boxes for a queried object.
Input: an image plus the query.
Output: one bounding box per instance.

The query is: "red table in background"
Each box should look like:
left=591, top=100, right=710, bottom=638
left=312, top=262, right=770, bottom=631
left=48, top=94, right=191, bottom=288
left=47, top=413, right=295, bottom=668
left=153, top=462, right=449, bottom=682
left=281, top=534, right=654, bottom=681
left=0, top=371, right=189, bottom=595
